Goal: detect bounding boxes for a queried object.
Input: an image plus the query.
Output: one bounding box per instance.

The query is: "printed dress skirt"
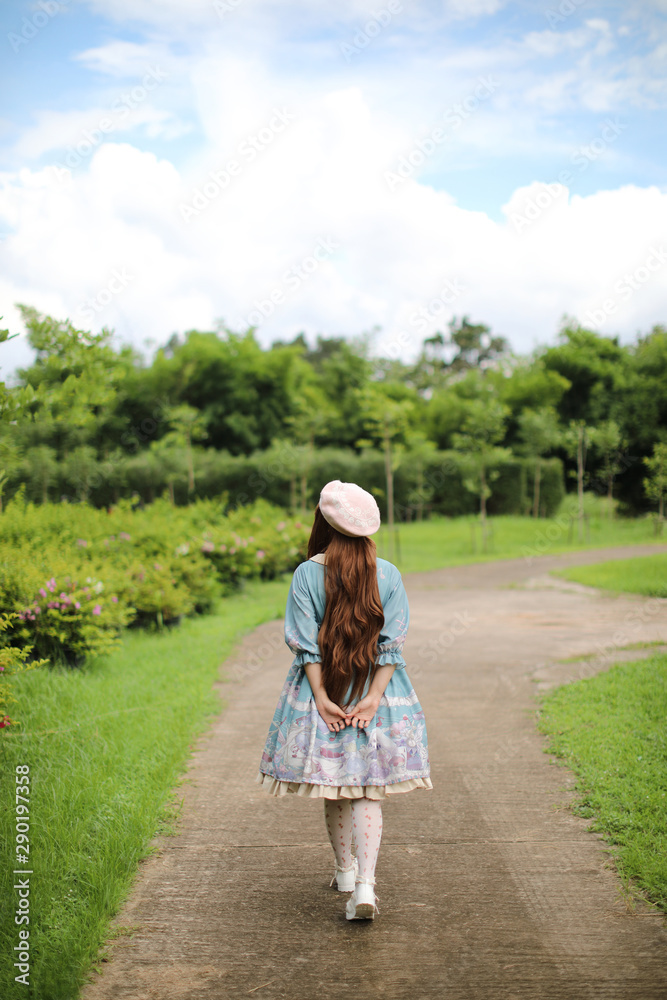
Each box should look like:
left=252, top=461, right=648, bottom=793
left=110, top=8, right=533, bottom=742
left=256, top=662, right=432, bottom=800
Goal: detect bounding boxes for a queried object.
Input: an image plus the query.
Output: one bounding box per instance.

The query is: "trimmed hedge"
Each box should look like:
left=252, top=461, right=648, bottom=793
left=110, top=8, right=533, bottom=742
left=5, top=444, right=565, bottom=520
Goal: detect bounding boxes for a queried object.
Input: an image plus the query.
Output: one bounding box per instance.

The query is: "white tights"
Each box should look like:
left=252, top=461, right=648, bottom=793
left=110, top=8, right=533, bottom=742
left=324, top=798, right=383, bottom=880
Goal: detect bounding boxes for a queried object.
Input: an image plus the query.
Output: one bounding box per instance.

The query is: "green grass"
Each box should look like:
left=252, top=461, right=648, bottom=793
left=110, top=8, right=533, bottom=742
left=375, top=512, right=663, bottom=574
left=1, top=509, right=664, bottom=998
left=555, top=554, right=667, bottom=597
left=0, top=577, right=289, bottom=1000
left=538, top=653, right=667, bottom=913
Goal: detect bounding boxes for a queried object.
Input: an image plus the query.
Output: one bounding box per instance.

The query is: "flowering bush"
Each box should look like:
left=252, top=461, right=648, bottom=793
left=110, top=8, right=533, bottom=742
left=0, top=494, right=309, bottom=665
left=0, top=558, right=133, bottom=666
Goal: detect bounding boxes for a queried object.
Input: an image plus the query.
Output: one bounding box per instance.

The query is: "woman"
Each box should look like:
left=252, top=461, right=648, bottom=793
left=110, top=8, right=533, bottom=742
left=257, top=480, right=431, bottom=920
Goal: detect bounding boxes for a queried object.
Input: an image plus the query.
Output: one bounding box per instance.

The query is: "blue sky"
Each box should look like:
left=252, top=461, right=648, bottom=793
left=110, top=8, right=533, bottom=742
left=1, top=0, right=666, bottom=373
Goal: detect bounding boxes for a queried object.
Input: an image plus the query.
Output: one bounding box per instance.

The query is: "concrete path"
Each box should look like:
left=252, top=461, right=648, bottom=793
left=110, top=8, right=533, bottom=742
left=83, top=545, right=667, bottom=1000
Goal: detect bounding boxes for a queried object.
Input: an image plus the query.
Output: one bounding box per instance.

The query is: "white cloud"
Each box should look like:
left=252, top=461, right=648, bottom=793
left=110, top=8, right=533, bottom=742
left=12, top=103, right=187, bottom=161
left=1, top=92, right=666, bottom=378
left=75, top=39, right=175, bottom=77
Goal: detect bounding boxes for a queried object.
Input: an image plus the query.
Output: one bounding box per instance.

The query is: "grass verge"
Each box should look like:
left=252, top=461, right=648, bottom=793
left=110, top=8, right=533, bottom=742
left=376, top=514, right=664, bottom=574
left=538, top=653, right=667, bottom=913
left=0, top=577, right=289, bottom=1000
left=555, top=553, right=667, bottom=597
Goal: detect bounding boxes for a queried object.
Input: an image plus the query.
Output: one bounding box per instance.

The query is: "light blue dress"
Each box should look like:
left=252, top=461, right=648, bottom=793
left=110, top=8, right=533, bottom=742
left=257, top=554, right=431, bottom=796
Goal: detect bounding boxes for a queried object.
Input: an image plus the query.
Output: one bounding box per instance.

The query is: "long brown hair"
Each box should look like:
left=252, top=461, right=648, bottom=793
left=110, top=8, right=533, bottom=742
left=307, top=506, right=385, bottom=707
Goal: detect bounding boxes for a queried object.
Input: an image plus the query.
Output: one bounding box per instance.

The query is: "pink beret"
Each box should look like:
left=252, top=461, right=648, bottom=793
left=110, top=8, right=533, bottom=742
left=319, top=480, right=381, bottom=537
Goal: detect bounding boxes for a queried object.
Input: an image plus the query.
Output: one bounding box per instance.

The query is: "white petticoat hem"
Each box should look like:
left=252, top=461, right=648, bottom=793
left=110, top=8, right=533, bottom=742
left=255, top=771, right=433, bottom=799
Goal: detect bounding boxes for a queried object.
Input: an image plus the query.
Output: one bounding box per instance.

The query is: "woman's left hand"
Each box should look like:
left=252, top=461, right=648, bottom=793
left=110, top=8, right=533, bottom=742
left=347, top=694, right=380, bottom=729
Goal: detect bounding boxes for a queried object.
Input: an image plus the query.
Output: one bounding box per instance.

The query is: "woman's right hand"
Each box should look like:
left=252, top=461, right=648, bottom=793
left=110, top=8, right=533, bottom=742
left=315, top=696, right=350, bottom=733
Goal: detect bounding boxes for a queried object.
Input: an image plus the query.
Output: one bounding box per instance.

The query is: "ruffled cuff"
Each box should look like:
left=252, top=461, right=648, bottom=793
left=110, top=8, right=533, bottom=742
left=291, top=650, right=405, bottom=668
left=291, top=650, right=322, bottom=667
left=376, top=650, right=406, bottom=668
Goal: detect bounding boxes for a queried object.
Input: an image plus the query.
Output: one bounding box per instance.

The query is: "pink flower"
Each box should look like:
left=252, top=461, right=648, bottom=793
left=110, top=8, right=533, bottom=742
left=294, top=522, right=302, bottom=529
left=219, top=544, right=227, bottom=552
left=276, top=521, right=286, bottom=531
left=75, top=602, right=81, bottom=610
left=119, top=532, right=131, bottom=541
left=229, top=547, right=236, bottom=555
left=46, top=578, right=56, bottom=592
left=39, top=588, right=47, bottom=598
left=76, top=538, right=88, bottom=547
left=201, top=541, right=215, bottom=553
left=256, top=550, right=265, bottom=560
left=92, top=605, right=102, bottom=615
left=59, top=592, right=68, bottom=600
left=248, top=536, right=254, bottom=543
left=111, top=595, right=118, bottom=603
left=153, top=562, right=163, bottom=571
left=34, top=605, right=41, bottom=614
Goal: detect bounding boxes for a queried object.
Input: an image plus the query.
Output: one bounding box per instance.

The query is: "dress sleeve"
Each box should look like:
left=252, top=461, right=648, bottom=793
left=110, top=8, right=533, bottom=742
left=377, top=569, right=409, bottom=669
left=284, top=565, right=322, bottom=667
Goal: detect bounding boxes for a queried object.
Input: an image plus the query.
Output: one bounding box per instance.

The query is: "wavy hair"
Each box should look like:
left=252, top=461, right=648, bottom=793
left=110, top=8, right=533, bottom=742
left=307, top=506, right=385, bottom=707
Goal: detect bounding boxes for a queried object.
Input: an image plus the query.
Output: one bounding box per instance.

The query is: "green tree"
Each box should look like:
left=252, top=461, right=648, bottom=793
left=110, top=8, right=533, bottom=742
left=593, top=420, right=624, bottom=518
left=541, top=321, right=630, bottom=425
left=517, top=408, right=562, bottom=518
left=16, top=306, right=127, bottom=450
left=164, top=404, right=207, bottom=495
left=358, top=389, right=416, bottom=561
left=62, top=445, right=99, bottom=502
left=411, top=318, right=508, bottom=393
left=20, top=444, right=58, bottom=503
left=284, top=383, right=338, bottom=512
left=403, top=432, right=437, bottom=521
left=452, top=397, right=510, bottom=551
left=643, top=442, right=667, bottom=533
left=562, top=420, right=597, bottom=541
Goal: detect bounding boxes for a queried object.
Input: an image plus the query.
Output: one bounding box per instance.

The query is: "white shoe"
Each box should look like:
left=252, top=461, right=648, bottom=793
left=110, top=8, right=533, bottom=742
left=345, top=877, right=379, bottom=920
left=330, top=857, right=358, bottom=892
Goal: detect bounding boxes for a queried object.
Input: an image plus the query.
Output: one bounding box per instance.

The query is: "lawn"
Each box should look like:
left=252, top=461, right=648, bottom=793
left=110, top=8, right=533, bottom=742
left=555, top=553, right=667, bottom=597
left=0, top=578, right=289, bottom=1000
left=538, top=653, right=667, bottom=914
left=1, top=508, right=664, bottom=999
left=376, top=511, right=663, bottom=573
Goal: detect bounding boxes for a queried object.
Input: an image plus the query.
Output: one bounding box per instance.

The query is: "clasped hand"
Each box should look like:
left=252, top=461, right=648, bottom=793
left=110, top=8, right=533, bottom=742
left=316, top=694, right=380, bottom=733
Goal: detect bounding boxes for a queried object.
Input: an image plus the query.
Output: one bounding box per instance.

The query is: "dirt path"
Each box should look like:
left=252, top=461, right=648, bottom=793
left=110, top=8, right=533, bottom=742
left=83, top=545, right=667, bottom=1000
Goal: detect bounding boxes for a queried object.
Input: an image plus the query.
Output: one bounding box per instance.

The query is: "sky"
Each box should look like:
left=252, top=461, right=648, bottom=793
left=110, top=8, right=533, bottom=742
left=1, top=0, right=666, bottom=377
